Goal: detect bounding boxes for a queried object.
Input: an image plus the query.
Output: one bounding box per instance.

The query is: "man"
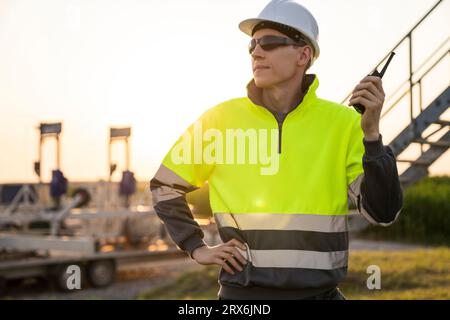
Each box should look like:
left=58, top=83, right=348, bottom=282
left=150, top=0, right=403, bottom=300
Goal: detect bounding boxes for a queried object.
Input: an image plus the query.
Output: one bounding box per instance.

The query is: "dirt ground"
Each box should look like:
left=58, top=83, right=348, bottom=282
left=1, top=257, right=203, bottom=300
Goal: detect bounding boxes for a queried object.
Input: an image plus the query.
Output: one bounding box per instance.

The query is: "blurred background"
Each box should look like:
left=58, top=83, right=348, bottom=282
left=0, top=0, right=449, bottom=300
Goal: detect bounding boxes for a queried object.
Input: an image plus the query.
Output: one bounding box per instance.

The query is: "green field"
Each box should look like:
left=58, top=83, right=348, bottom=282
left=139, top=247, right=450, bottom=300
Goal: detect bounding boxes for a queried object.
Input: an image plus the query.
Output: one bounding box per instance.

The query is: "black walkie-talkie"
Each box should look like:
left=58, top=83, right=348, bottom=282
left=352, top=51, right=396, bottom=114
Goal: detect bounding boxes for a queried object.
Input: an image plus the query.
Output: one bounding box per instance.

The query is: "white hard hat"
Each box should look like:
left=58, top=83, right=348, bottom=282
left=239, top=0, right=320, bottom=65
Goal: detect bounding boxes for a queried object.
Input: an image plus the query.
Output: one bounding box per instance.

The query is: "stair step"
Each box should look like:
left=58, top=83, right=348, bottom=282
left=434, top=120, right=450, bottom=126
left=413, top=139, right=450, bottom=148
left=399, top=176, right=414, bottom=183
left=397, top=159, right=432, bottom=166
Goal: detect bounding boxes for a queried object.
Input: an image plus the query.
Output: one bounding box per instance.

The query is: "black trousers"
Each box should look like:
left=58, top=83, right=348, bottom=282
left=218, top=287, right=346, bottom=300
left=309, top=287, right=347, bottom=300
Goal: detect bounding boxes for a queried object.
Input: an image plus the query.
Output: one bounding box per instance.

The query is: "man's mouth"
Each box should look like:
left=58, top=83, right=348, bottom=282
left=253, top=66, right=270, bottom=72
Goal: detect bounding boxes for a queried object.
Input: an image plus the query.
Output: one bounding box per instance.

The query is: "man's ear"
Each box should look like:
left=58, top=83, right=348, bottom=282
left=298, top=46, right=312, bottom=67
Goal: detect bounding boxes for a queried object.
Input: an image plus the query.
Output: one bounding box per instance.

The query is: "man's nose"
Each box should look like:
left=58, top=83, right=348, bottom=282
left=251, top=42, right=265, bottom=59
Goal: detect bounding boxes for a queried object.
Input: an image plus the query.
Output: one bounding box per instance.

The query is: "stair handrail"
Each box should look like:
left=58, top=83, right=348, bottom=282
left=341, top=0, right=448, bottom=128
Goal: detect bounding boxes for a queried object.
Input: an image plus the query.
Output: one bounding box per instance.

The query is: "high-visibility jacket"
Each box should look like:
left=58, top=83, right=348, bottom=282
left=150, top=74, right=403, bottom=299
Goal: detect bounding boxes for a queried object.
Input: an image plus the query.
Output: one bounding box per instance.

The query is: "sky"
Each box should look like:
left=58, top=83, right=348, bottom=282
left=0, top=0, right=449, bottom=183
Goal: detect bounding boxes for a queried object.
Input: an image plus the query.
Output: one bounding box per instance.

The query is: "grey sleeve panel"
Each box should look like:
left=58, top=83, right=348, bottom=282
left=348, top=135, right=404, bottom=226
left=150, top=164, right=206, bottom=258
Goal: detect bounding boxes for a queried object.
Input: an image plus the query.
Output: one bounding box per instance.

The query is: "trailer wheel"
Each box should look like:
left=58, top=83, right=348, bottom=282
left=87, top=259, right=116, bottom=288
left=71, top=188, right=91, bottom=208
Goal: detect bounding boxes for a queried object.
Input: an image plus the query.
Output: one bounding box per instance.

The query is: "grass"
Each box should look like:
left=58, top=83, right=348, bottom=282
left=359, top=176, right=450, bottom=246
left=341, top=248, right=450, bottom=299
left=138, top=247, right=450, bottom=300
left=138, top=265, right=220, bottom=300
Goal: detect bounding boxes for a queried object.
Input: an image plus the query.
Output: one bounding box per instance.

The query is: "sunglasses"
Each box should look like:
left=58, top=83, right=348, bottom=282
left=249, top=35, right=306, bottom=54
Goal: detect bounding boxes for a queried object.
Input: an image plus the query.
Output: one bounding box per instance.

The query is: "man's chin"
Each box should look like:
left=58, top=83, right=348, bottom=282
left=253, top=77, right=275, bottom=89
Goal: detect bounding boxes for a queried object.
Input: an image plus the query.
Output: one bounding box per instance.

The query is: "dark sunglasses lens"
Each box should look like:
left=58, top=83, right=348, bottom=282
left=261, top=36, right=287, bottom=51
left=249, top=36, right=288, bottom=54
left=248, top=39, right=257, bottom=53
left=260, top=42, right=284, bottom=51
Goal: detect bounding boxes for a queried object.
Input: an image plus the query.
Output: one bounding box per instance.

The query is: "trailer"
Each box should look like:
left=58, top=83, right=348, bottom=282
left=0, top=245, right=186, bottom=293
left=0, top=184, right=219, bottom=294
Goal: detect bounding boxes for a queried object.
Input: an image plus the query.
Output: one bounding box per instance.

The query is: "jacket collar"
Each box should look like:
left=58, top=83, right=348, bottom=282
left=246, top=74, right=318, bottom=114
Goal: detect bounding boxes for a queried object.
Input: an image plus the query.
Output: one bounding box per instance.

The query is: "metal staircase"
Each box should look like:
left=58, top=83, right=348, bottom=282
left=342, top=0, right=450, bottom=189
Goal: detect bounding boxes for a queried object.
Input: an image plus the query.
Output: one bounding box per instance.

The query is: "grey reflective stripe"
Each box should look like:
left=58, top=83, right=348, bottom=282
left=348, top=173, right=401, bottom=226
left=250, top=249, right=348, bottom=270
left=154, top=164, right=193, bottom=188
left=151, top=164, right=196, bottom=204
left=214, top=212, right=348, bottom=233
left=152, top=185, right=184, bottom=203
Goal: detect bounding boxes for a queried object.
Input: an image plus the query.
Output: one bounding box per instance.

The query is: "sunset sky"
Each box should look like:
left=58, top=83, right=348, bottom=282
left=0, top=0, right=448, bottom=183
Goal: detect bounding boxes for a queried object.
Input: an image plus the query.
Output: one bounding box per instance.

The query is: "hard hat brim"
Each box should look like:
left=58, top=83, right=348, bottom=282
left=239, top=18, right=267, bottom=36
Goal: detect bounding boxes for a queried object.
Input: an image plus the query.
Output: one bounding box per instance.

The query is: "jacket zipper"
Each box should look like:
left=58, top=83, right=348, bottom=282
left=259, top=101, right=303, bottom=154
left=267, top=113, right=288, bottom=154
left=277, top=120, right=284, bottom=154
left=253, top=78, right=310, bottom=154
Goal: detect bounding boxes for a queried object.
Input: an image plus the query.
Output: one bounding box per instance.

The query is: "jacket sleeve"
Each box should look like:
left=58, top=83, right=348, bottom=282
left=150, top=165, right=207, bottom=258
left=346, top=117, right=403, bottom=226
left=150, top=114, right=215, bottom=258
